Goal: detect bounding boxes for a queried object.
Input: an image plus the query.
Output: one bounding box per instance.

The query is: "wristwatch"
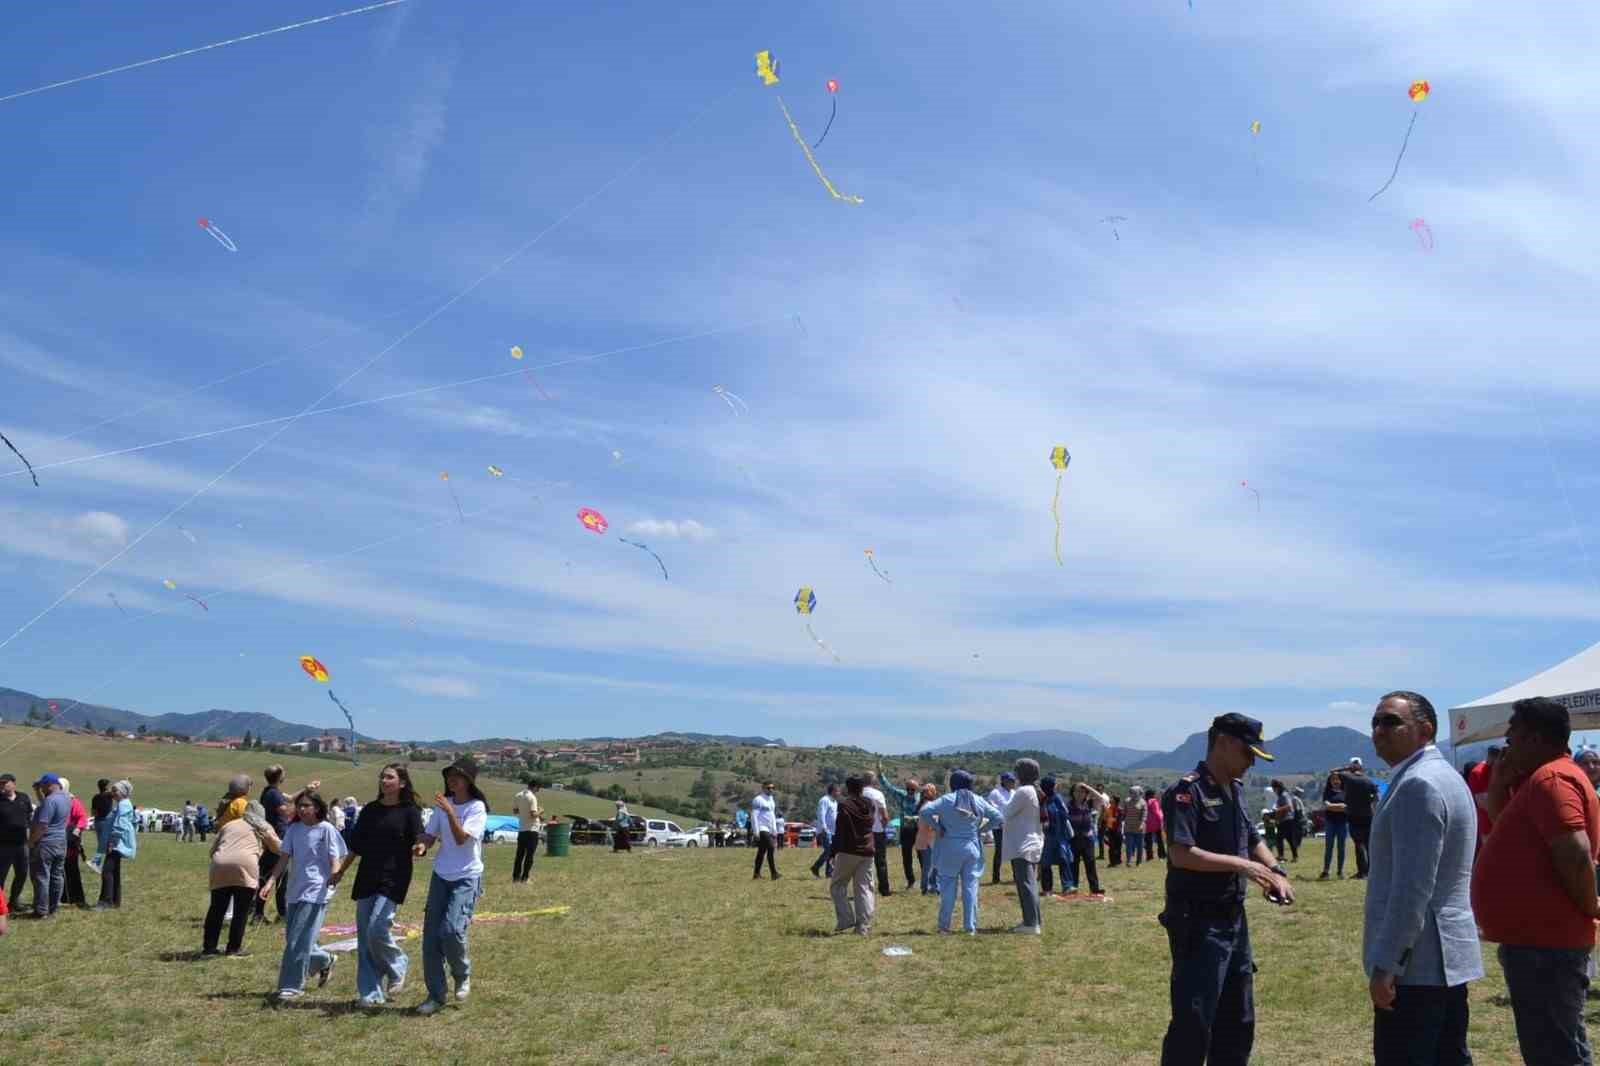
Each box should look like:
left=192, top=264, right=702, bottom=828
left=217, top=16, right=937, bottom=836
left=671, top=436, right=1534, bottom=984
left=1270, top=864, right=1288, bottom=877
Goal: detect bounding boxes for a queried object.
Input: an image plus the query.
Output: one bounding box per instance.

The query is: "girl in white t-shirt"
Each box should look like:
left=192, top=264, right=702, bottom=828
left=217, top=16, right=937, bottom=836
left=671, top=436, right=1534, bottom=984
left=260, top=790, right=347, bottom=1000
left=415, top=760, right=488, bottom=1015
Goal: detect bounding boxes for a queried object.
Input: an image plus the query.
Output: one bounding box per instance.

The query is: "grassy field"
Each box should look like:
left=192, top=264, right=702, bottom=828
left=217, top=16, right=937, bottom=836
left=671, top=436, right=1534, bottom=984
left=0, top=724, right=681, bottom=821
left=0, top=745, right=1531, bottom=1066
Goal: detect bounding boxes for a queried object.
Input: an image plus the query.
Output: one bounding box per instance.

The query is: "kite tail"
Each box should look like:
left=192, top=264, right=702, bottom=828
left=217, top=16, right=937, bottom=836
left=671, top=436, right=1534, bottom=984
left=1, top=431, right=39, bottom=486
left=805, top=622, right=841, bottom=662
left=328, top=690, right=359, bottom=764
left=1051, top=474, right=1064, bottom=566
left=776, top=96, right=863, bottom=204
left=1368, top=110, right=1418, bottom=203
left=867, top=557, right=892, bottom=584
left=812, top=96, right=837, bottom=150
left=447, top=484, right=463, bottom=521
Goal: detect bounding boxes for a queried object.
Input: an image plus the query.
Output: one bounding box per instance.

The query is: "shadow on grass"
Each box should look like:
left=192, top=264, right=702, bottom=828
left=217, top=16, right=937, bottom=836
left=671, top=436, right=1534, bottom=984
left=155, top=949, right=211, bottom=962
left=205, top=990, right=386, bottom=1017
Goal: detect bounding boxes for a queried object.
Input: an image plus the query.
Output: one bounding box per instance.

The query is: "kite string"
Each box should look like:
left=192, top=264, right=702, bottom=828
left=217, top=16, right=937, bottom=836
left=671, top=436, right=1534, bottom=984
left=0, top=0, right=410, bottom=105
left=811, top=96, right=837, bottom=150
left=1051, top=473, right=1063, bottom=566
left=2, top=317, right=786, bottom=481
left=1368, top=109, right=1418, bottom=203
left=1, top=430, right=39, bottom=486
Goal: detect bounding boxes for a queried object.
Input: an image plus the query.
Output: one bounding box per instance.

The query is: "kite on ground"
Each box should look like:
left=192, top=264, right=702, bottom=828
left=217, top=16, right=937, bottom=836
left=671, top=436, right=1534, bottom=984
left=1099, top=216, right=1127, bottom=241
left=794, top=585, right=839, bottom=662
left=812, top=78, right=840, bottom=150
left=1410, top=218, right=1434, bottom=251
left=440, top=471, right=463, bottom=521
left=619, top=538, right=669, bottom=580
left=712, top=385, right=748, bottom=414
left=864, top=549, right=892, bottom=584
left=197, top=217, right=238, bottom=252
left=1, top=430, right=39, bottom=486
left=1241, top=480, right=1260, bottom=511
left=1369, top=80, right=1430, bottom=202
left=1050, top=445, right=1070, bottom=566
left=756, top=50, right=863, bottom=204
left=578, top=507, right=609, bottom=534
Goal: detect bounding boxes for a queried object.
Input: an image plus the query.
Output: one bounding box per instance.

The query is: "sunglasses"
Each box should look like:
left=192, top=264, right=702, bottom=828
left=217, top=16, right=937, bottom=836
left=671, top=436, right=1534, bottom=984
left=1371, top=714, right=1407, bottom=730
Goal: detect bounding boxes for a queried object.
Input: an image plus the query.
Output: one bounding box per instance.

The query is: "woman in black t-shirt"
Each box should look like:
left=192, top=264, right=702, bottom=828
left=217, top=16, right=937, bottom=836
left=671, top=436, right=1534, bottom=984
left=1318, top=771, right=1348, bottom=880
left=330, top=763, right=423, bottom=1007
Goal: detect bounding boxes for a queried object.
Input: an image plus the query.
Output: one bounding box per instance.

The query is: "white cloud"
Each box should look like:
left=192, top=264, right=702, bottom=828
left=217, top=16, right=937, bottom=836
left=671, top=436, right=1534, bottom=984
left=1328, top=700, right=1365, bottom=713
left=393, top=674, right=479, bottom=700
left=626, top=519, right=714, bottom=541
left=70, top=511, right=128, bottom=545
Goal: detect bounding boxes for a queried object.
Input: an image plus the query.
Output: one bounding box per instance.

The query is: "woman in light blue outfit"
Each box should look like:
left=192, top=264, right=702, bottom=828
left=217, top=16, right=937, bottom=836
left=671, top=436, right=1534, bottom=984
left=416, top=758, right=489, bottom=1016
left=260, top=790, right=348, bottom=1001
left=93, top=780, right=137, bottom=909
left=917, top=769, right=1002, bottom=934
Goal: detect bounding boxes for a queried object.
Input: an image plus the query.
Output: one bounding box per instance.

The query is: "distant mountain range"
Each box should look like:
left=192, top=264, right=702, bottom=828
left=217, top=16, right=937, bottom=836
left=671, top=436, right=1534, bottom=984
left=934, top=725, right=1381, bottom=774
left=0, top=686, right=359, bottom=743
left=0, top=686, right=786, bottom=750
left=1125, top=725, right=1379, bottom=774
left=929, top=730, right=1159, bottom=768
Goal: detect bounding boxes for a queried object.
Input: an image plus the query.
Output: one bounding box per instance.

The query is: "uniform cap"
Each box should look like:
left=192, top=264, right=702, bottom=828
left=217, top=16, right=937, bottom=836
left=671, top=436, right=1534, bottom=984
left=1211, top=713, right=1274, bottom=761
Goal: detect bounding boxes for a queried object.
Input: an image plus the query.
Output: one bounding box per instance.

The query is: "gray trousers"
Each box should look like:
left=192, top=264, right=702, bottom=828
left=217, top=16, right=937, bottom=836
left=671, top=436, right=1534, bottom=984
left=30, top=843, right=65, bottom=916
left=830, top=852, right=876, bottom=933
left=1011, top=858, right=1041, bottom=928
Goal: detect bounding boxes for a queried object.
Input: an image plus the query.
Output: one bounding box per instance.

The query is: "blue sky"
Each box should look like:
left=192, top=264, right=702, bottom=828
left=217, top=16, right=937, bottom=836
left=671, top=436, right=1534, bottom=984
left=2, top=1, right=1597, bottom=753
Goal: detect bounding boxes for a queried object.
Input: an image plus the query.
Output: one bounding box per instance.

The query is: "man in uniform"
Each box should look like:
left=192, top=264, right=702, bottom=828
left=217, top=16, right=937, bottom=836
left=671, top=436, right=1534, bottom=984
left=1159, top=713, right=1295, bottom=1066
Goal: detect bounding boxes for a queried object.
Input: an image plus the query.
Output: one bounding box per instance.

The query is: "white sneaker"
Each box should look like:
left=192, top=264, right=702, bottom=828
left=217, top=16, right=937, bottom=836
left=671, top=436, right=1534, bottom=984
left=454, top=978, right=471, bottom=1002
left=275, top=988, right=304, bottom=1001
left=385, top=975, right=405, bottom=997
left=416, top=999, right=446, bottom=1016
left=1009, top=923, right=1042, bottom=935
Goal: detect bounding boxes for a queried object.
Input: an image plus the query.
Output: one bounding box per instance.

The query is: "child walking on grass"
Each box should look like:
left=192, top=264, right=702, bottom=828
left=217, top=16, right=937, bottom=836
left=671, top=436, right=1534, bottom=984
left=260, top=789, right=347, bottom=1001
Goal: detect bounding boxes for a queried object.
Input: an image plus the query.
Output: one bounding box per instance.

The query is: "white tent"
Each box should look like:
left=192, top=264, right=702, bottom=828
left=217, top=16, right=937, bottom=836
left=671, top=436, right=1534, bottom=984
left=1450, top=639, right=1600, bottom=744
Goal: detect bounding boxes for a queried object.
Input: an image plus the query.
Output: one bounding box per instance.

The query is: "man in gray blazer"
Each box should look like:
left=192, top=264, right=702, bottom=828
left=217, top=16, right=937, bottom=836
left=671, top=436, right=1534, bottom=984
left=1363, top=690, right=1483, bottom=1066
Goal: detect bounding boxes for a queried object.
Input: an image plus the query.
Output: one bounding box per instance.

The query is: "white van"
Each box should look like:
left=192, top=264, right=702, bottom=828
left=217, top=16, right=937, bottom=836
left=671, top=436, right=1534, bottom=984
left=643, top=818, right=697, bottom=847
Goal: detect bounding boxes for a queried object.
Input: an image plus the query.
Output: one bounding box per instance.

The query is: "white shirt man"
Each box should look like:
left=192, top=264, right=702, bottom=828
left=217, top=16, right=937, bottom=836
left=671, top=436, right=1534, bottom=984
left=511, top=784, right=543, bottom=884
left=811, top=787, right=839, bottom=878
left=986, top=774, right=1016, bottom=885
left=816, top=793, right=838, bottom=837
left=860, top=782, right=893, bottom=895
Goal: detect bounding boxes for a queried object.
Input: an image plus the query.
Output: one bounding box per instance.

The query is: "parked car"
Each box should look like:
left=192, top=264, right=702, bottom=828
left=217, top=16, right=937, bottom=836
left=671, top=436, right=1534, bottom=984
left=665, top=824, right=710, bottom=848
left=644, top=818, right=707, bottom=847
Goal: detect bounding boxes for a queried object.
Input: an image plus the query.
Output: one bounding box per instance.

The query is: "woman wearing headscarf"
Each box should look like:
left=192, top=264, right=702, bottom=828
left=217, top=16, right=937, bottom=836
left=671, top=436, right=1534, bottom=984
left=203, top=799, right=280, bottom=956
left=59, top=778, right=90, bottom=908
left=997, top=758, right=1046, bottom=933
left=94, top=780, right=136, bottom=910
left=917, top=769, right=1002, bottom=934
left=1122, top=786, right=1147, bottom=867
left=416, top=758, right=489, bottom=1015
left=1068, top=783, right=1106, bottom=895
left=1037, top=776, right=1075, bottom=896
left=913, top=783, right=940, bottom=896
left=612, top=799, right=633, bottom=852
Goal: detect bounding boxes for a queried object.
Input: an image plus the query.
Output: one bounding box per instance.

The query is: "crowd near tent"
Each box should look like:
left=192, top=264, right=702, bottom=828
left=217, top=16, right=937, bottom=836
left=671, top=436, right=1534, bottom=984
left=1449, top=640, right=1600, bottom=744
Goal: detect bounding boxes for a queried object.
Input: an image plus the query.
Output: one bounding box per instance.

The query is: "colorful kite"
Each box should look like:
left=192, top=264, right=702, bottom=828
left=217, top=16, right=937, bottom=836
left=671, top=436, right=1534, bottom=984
left=440, top=471, right=463, bottom=521
left=298, top=656, right=355, bottom=764
left=1250, top=120, right=1262, bottom=174
left=812, top=78, right=840, bottom=150
left=1369, top=80, right=1429, bottom=202
left=162, top=579, right=177, bottom=590
left=863, top=549, right=892, bottom=584
left=300, top=655, right=331, bottom=682
left=197, top=217, right=238, bottom=252
left=1250, top=120, right=1261, bottom=136
left=487, top=465, right=504, bottom=478
left=1409, top=217, right=1434, bottom=252
left=510, top=346, right=523, bottom=360
left=611, top=450, right=625, bottom=466
left=1099, top=216, right=1127, bottom=241
left=794, top=585, right=839, bottom=661
left=712, top=385, right=748, bottom=414
left=1241, top=480, right=1260, bottom=511
left=578, top=507, right=609, bottom=534
left=756, top=49, right=863, bottom=204
left=1, top=430, right=39, bottom=487
left=1050, top=445, right=1070, bottom=566
left=619, top=537, right=669, bottom=580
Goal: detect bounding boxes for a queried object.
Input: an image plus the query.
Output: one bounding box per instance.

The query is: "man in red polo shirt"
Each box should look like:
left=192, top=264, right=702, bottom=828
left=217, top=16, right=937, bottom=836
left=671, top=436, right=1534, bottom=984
left=1464, top=745, right=1500, bottom=852
left=1472, top=697, right=1600, bottom=1065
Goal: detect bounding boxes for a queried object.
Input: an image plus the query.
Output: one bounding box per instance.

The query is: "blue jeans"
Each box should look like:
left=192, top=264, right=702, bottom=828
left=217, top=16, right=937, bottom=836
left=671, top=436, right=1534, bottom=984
left=355, top=894, right=408, bottom=1003
left=278, top=900, right=332, bottom=993
left=1498, top=944, right=1592, bottom=1066
left=937, top=854, right=983, bottom=932
left=810, top=830, right=832, bottom=876
left=29, top=842, right=65, bottom=916
left=918, top=848, right=940, bottom=893
left=1323, top=819, right=1348, bottom=875
left=422, top=873, right=479, bottom=1003
left=1126, top=831, right=1145, bottom=865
